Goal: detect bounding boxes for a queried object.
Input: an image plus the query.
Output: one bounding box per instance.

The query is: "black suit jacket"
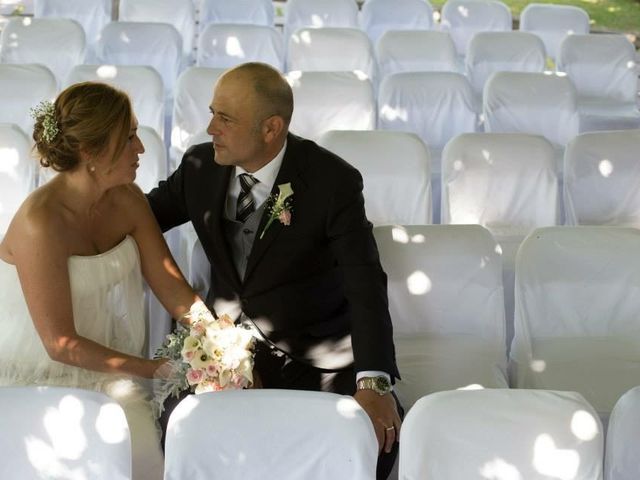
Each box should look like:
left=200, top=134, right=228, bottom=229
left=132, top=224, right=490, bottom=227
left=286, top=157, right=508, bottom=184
left=148, top=133, right=399, bottom=378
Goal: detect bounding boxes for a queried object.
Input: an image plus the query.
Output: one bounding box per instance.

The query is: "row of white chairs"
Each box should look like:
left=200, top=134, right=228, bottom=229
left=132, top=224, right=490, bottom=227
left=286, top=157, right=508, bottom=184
left=2, top=384, right=639, bottom=479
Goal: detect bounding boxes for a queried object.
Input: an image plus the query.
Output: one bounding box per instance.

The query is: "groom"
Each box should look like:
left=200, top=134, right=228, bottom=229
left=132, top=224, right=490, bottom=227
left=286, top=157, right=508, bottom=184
left=148, top=62, right=401, bottom=478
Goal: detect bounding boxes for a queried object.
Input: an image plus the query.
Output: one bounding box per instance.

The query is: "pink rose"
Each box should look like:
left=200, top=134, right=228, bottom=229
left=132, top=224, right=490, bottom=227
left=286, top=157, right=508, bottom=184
left=278, top=209, right=291, bottom=226
left=191, top=322, right=206, bottom=336
left=186, top=368, right=204, bottom=385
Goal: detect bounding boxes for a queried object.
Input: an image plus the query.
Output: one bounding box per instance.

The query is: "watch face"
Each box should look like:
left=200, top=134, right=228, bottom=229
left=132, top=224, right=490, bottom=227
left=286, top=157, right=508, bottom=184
left=374, top=376, right=391, bottom=393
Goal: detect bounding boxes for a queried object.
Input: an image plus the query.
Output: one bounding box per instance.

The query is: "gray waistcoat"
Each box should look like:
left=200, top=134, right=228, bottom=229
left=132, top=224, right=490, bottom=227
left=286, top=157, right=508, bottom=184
left=222, top=202, right=267, bottom=281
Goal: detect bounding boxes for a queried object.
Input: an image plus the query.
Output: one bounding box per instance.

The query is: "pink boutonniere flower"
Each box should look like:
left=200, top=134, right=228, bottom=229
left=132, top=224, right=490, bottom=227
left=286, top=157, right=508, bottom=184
left=260, top=182, right=293, bottom=239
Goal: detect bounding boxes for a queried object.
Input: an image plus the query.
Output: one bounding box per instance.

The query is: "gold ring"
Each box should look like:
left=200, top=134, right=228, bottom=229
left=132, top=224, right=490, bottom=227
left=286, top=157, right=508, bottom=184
left=385, top=426, right=395, bottom=431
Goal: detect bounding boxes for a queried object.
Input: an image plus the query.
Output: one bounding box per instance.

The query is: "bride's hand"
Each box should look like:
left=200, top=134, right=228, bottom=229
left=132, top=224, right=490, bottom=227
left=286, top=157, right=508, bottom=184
left=151, top=359, right=174, bottom=380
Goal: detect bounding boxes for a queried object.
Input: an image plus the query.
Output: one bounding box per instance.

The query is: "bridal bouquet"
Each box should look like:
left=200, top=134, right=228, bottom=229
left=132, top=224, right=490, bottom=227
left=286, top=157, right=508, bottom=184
left=153, top=304, right=256, bottom=411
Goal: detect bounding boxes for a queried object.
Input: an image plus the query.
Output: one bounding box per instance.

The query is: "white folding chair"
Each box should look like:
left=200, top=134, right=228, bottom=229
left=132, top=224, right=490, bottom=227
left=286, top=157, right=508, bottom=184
left=483, top=71, right=580, bottom=152
left=442, top=132, right=559, bottom=353
left=0, top=386, right=131, bottom=480
left=519, top=3, right=590, bottom=63
left=319, top=130, right=432, bottom=226
left=0, top=17, right=85, bottom=88
left=373, top=225, right=508, bottom=408
left=286, top=71, right=375, bottom=142
left=33, top=0, right=111, bottom=62
left=283, top=0, right=359, bottom=43
left=511, top=226, right=640, bottom=425
left=286, top=27, right=376, bottom=83
left=95, top=22, right=183, bottom=102
left=198, top=0, right=274, bottom=33
left=171, top=66, right=225, bottom=169
left=465, top=31, right=546, bottom=102
left=557, top=34, right=640, bottom=132
left=359, top=0, right=434, bottom=46
left=0, top=64, right=57, bottom=137
left=400, top=389, right=604, bottom=479
left=197, top=23, right=284, bottom=71
left=606, top=386, right=640, bottom=480
left=0, top=124, right=36, bottom=235
left=564, top=130, right=640, bottom=227
left=375, top=30, right=458, bottom=81
left=118, top=0, right=196, bottom=64
left=439, top=0, right=512, bottom=58
left=66, top=64, right=165, bottom=140
left=164, top=390, right=377, bottom=480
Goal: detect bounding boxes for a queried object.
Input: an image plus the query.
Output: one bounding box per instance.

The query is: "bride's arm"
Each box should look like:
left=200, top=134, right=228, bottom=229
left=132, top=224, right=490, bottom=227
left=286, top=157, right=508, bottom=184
left=10, top=208, right=165, bottom=379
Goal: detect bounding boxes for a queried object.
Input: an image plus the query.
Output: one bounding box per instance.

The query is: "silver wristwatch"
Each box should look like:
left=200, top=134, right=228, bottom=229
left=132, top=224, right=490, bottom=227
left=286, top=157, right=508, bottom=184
left=356, top=376, right=392, bottom=395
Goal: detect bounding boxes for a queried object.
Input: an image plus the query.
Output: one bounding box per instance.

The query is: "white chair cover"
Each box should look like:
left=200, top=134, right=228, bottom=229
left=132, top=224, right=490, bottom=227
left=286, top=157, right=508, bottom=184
left=0, top=386, right=131, bottom=480
left=198, top=0, right=274, bottom=32
left=283, top=0, right=359, bottom=43
left=440, top=0, right=512, bottom=57
left=33, top=0, right=110, bottom=60
left=0, top=124, right=35, bottom=235
left=136, top=126, right=167, bottom=193
left=0, top=17, right=85, bottom=88
left=557, top=34, right=640, bottom=132
left=287, top=27, right=375, bottom=83
left=0, top=0, right=33, bottom=15
left=118, top=0, right=196, bottom=61
left=96, top=22, right=183, bottom=100
left=164, top=390, right=377, bottom=480
left=465, top=31, right=546, bottom=100
left=286, top=71, right=375, bottom=142
left=318, top=130, right=432, bottom=225
left=171, top=66, right=225, bottom=169
left=519, top=3, right=590, bottom=62
left=483, top=71, right=580, bottom=149
left=606, top=385, right=640, bottom=480
left=66, top=64, right=165, bottom=140
left=0, top=64, right=57, bottom=136
left=373, top=225, right=508, bottom=408
left=376, top=30, right=458, bottom=81
left=197, top=23, right=284, bottom=71
left=564, top=130, right=640, bottom=227
left=359, top=0, right=433, bottom=46
left=511, top=226, right=640, bottom=424
left=400, top=389, right=604, bottom=480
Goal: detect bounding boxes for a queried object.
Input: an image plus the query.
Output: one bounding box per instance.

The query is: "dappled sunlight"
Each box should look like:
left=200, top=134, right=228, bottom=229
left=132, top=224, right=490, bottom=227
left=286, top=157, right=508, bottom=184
left=530, top=359, right=547, bottom=372
left=285, top=70, right=302, bottom=88
left=479, top=458, right=523, bottom=480
left=570, top=410, right=599, bottom=441
left=353, top=70, right=369, bottom=81
left=21, top=16, right=31, bottom=26
left=533, top=434, right=580, bottom=480
left=171, top=125, right=190, bottom=149
left=495, top=244, right=503, bottom=255
left=118, top=31, right=131, bottom=44
left=433, top=11, right=441, bottom=22
left=0, top=147, right=19, bottom=179
left=453, top=159, right=464, bottom=171
left=457, top=5, right=470, bottom=18
left=598, top=159, right=613, bottom=177
left=626, top=60, right=636, bottom=70
left=380, top=104, right=408, bottom=122
left=42, top=395, right=87, bottom=459
left=391, top=226, right=409, bottom=243
left=95, top=65, right=118, bottom=79
left=481, top=148, right=494, bottom=164
left=225, top=36, right=245, bottom=58
left=411, top=234, right=425, bottom=243
left=407, top=270, right=432, bottom=295
left=310, top=14, right=325, bottom=28
left=335, top=397, right=362, bottom=419
left=458, top=383, right=485, bottom=390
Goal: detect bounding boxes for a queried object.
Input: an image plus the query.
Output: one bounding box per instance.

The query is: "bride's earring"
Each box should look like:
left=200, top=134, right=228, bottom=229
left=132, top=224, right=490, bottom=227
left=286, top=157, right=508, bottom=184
left=88, top=163, right=96, bottom=173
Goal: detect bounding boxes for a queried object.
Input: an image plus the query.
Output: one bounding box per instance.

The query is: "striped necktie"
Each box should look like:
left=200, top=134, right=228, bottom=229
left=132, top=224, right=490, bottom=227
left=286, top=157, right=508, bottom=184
left=236, top=173, right=259, bottom=223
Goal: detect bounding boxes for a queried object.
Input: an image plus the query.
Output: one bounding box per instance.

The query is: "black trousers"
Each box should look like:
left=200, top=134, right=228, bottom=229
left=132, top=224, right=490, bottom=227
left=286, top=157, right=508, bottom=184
left=160, top=341, right=403, bottom=480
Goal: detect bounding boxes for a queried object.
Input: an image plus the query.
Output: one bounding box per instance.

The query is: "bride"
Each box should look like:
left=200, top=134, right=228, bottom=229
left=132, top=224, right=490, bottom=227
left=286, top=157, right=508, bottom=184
left=0, top=82, right=205, bottom=479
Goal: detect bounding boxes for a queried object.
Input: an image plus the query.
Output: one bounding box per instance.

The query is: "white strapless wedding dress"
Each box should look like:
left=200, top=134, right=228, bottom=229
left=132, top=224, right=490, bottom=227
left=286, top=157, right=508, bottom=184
left=0, top=235, right=164, bottom=480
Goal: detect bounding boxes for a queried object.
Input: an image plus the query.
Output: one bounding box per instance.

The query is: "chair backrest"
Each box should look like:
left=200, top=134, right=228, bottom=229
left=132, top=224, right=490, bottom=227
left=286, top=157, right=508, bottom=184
left=0, top=17, right=86, bottom=88
left=284, top=0, right=359, bottom=42
left=0, top=386, right=131, bottom=480
left=557, top=34, right=637, bottom=105
left=0, top=64, right=57, bottom=136
left=378, top=71, right=477, bottom=156
left=198, top=0, right=274, bottom=32
left=287, top=27, right=375, bottom=82
left=376, top=30, right=458, bottom=80
left=164, top=390, right=377, bottom=480
left=171, top=66, right=225, bottom=168
left=519, top=3, right=590, bottom=61
left=197, top=23, right=284, bottom=71
left=318, top=130, right=432, bottom=225
left=511, top=226, right=640, bottom=421
left=465, top=31, right=546, bottom=99
left=564, top=130, right=640, bottom=227
left=118, top=0, right=196, bottom=60
left=400, top=389, right=603, bottom=479
left=359, top=0, right=433, bottom=46
left=286, top=71, right=375, bottom=142
left=95, top=21, right=183, bottom=98
left=0, top=124, right=35, bottom=235
left=135, top=126, right=167, bottom=193
left=606, top=386, right=640, bottom=480
left=483, top=71, right=579, bottom=148
left=440, top=0, right=512, bottom=57
left=66, top=64, right=165, bottom=139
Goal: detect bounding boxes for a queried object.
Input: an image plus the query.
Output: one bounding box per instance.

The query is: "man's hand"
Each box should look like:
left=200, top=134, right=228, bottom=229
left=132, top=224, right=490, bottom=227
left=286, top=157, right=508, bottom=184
left=354, top=389, right=402, bottom=454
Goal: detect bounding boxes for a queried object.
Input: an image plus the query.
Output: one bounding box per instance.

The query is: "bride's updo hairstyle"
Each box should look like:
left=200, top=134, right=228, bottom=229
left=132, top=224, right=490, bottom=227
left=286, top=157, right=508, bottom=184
left=33, top=82, right=133, bottom=172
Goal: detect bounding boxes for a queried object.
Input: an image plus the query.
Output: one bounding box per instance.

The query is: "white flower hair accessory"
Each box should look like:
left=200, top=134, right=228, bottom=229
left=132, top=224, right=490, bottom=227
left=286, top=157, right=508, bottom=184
left=30, top=100, right=59, bottom=144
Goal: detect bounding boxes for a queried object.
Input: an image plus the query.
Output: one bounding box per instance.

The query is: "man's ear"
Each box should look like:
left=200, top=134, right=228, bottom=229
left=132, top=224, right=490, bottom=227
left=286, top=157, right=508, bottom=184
left=262, top=115, right=285, bottom=143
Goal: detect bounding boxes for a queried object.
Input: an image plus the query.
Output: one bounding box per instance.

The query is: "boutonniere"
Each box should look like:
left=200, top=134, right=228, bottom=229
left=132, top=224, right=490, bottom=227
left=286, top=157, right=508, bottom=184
left=259, top=182, right=293, bottom=239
